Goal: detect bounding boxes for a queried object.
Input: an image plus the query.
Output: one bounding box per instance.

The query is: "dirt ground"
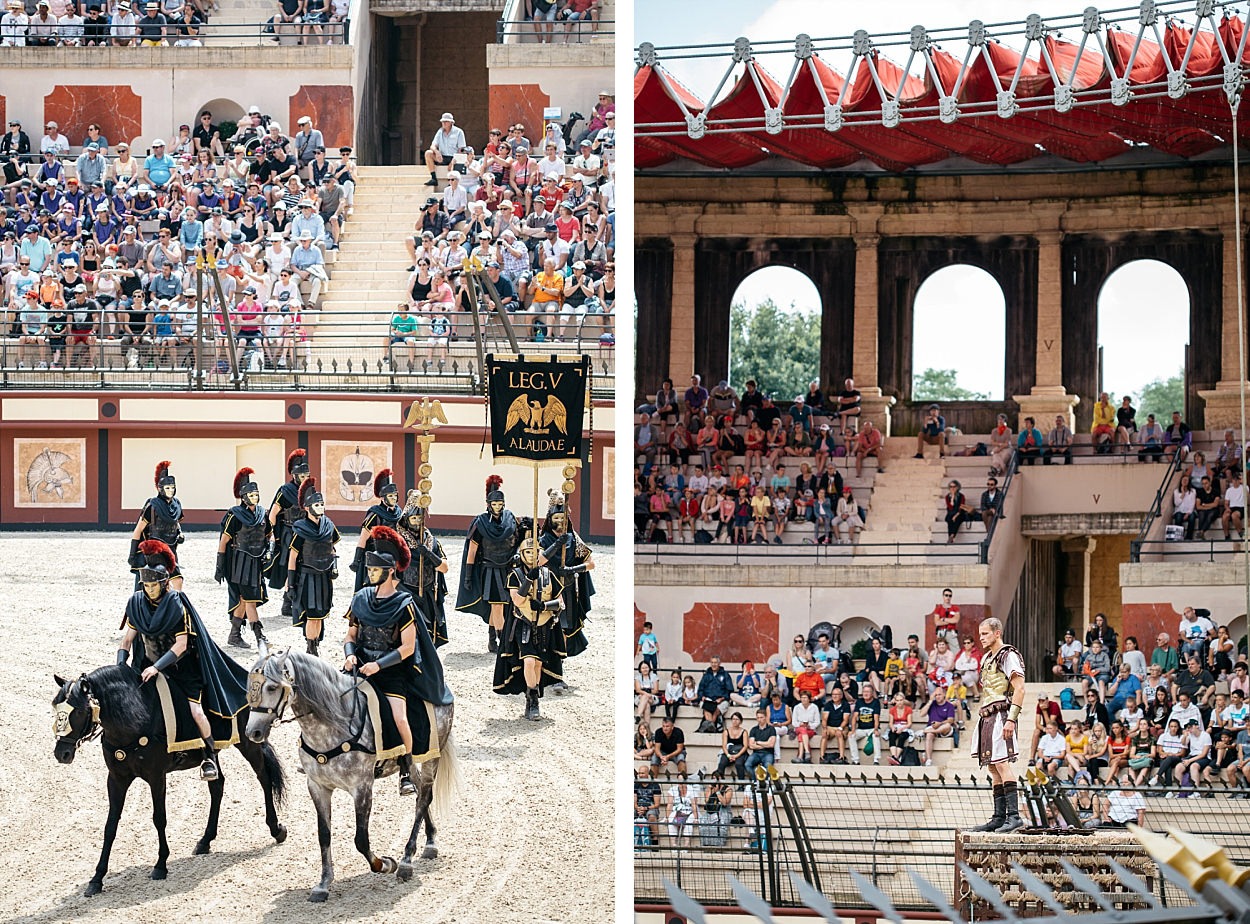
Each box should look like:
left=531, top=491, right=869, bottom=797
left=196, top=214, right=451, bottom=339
left=0, top=531, right=614, bottom=924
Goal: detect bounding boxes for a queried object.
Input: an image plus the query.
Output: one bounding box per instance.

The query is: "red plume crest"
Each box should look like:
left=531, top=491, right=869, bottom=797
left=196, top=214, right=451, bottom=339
left=370, top=525, right=411, bottom=571
left=298, top=476, right=318, bottom=508
left=374, top=468, right=394, bottom=499
left=154, top=460, right=171, bottom=488
left=137, top=539, right=176, bottom=572
left=233, top=467, right=255, bottom=498
left=485, top=475, right=503, bottom=497
left=286, top=448, right=307, bottom=473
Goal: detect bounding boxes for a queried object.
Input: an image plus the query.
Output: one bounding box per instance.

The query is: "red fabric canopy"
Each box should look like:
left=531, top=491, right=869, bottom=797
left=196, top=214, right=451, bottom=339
left=636, top=20, right=1238, bottom=171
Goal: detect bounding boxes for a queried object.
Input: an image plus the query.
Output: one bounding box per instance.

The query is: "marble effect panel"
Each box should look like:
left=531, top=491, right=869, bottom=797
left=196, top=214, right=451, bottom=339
left=489, top=84, right=550, bottom=144
left=682, top=602, right=780, bottom=665
left=45, top=85, right=141, bottom=148
left=1121, top=603, right=1181, bottom=653
left=288, top=86, right=354, bottom=150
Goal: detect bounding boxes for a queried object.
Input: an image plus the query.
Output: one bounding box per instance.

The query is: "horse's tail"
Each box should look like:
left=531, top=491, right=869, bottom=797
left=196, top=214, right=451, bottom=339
left=261, top=740, right=287, bottom=810
left=432, top=707, right=461, bottom=821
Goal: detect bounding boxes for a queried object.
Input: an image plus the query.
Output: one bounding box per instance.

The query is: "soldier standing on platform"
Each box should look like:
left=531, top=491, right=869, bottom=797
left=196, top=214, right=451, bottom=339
left=970, top=617, right=1027, bottom=833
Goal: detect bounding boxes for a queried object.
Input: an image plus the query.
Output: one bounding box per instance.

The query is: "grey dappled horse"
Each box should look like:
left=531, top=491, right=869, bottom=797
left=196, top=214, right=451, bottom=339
left=244, top=647, right=458, bottom=902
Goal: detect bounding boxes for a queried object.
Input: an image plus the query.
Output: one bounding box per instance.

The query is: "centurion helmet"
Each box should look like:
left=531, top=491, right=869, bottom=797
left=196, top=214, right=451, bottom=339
left=374, top=469, right=399, bottom=504
left=298, top=476, right=324, bottom=509
left=233, top=466, right=259, bottom=503
left=286, top=447, right=310, bottom=478
left=485, top=474, right=504, bottom=505
left=154, top=460, right=176, bottom=495
left=365, top=525, right=410, bottom=572
left=138, top=539, right=177, bottom=583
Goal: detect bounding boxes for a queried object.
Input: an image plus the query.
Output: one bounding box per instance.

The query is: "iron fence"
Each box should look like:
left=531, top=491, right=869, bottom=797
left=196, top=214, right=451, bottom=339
left=0, top=20, right=351, bottom=46
left=633, top=771, right=1250, bottom=912
left=631, top=540, right=985, bottom=565
left=496, top=16, right=613, bottom=44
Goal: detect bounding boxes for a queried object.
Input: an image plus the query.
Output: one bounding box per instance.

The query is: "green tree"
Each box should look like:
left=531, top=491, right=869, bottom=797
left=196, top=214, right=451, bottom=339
left=729, top=299, right=820, bottom=399
left=912, top=368, right=988, bottom=402
left=1135, top=371, right=1185, bottom=424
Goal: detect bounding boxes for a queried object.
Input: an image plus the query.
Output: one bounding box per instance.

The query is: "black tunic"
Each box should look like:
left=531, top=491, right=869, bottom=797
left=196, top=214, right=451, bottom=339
left=345, top=585, right=452, bottom=706
left=492, top=565, right=566, bottom=695
left=290, top=514, right=340, bottom=628
left=222, top=503, right=272, bottom=614
left=455, top=510, right=517, bottom=620
left=398, top=527, right=449, bottom=648
left=540, top=528, right=595, bottom=658
left=133, top=495, right=184, bottom=587
left=266, top=481, right=300, bottom=589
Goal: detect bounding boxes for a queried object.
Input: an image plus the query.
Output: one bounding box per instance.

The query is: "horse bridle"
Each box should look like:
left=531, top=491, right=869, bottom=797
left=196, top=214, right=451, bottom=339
left=248, top=652, right=300, bottom=724
left=54, top=676, right=103, bottom=750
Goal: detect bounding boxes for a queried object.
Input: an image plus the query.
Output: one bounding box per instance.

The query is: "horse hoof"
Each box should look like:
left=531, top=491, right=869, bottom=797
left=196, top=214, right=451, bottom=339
left=308, top=889, right=329, bottom=903
left=193, top=839, right=211, bottom=855
left=376, top=856, right=397, bottom=875
left=396, top=863, right=413, bottom=883
left=421, top=845, right=438, bottom=860
left=84, top=881, right=103, bottom=897
left=150, top=867, right=167, bottom=881
left=273, top=824, right=288, bottom=844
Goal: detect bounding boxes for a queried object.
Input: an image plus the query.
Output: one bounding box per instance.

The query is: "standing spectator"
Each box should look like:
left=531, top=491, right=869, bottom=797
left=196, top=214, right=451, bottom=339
left=422, top=113, right=465, bottom=187
left=635, top=621, right=658, bottom=672
left=848, top=685, right=882, bottom=766
left=929, top=589, right=960, bottom=646
left=913, top=403, right=946, bottom=459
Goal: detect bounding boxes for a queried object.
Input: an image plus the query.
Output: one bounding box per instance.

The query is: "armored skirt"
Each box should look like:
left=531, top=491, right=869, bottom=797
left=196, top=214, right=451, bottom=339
left=972, top=646, right=1025, bottom=767
left=492, top=569, right=566, bottom=695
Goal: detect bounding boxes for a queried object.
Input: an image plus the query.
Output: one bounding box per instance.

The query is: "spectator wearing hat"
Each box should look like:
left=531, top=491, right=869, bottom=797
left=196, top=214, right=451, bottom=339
left=579, top=91, right=615, bottom=145
left=423, top=113, right=465, bottom=187
left=39, top=121, right=69, bottom=156
left=290, top=198, right=325, bottom=246
left=19, top=223, right=52, bottom=272
left=489, top=199, right=522, bottom=241
left=110, top=0, right=138, bottom=42
left=331, top=146, right=356, bottom=212
left=522, top=195, right=553, bottom=242
left=136, top=0, right=167, bottom=43
left=496, top=230, right=528, bottom=283
left=1, top=119, right=29, bottom=157
left=316, top=174, right=344, bottom=248
left=26, top=0, right=57, bottom=44
left=1, top=3, right=29, bottom=45
left=289, top=228, right=325, bottom=306
left=482, top=260, right=516, bottom=313
left=293, top=116, right=323, bottom=180
left=142, top=138, right=175, bottom=191
left=537, top=220, right=570, bottom=272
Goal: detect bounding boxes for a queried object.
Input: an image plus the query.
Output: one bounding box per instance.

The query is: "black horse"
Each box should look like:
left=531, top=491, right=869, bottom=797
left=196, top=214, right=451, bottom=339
left=53, top=664, right=287, bottom=896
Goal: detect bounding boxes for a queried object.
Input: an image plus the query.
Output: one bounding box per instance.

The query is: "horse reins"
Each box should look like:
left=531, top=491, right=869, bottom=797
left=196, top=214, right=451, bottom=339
left=54, top=676, right=104, bottom=751
left=250, top=652, right=375, bottom=764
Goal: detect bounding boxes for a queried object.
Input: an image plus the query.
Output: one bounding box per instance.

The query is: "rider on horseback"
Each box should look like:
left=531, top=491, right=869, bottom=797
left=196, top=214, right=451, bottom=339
left=267, top=448, right=311, bottom=619
left=118, top=540, right=249, bottom=782
left=287, top=476, right=340, bottom=657
left=494, top=537, right=566, bottom=721
left=128, top=461, right=184, bottom=591
left=342, top=525, right=448, bottom=796
left=456, top=475, right=518, bottom=653
left=217, top=467, right=273, bottom=649
left=350, top=470, right=403, bottom=593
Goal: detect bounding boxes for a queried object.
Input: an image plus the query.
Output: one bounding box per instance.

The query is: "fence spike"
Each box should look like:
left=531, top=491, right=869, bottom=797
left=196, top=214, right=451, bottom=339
left=662, top=879, right=710, bottom=924
left=909, top=868, right=967, bottom=922
left=787, top=871, right=841, bottom=922
left=848, top=870, right=908, bottom=924
left=316, top=358, right=324, bottom=373
left=727, top=873, right=777, bottom=922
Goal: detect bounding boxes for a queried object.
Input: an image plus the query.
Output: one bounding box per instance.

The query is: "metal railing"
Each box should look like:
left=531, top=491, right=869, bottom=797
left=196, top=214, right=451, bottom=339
left=3, top=20, right=351, bottom=46
left=632, top=539, right=985, bottom=565
left=0, top=308, right=615, bottom=394
left=496, top=15, right=613, bottom=44
left=1130, top=448, right=1186, bottom=561
left=634, top=771, right=1250, bottom=911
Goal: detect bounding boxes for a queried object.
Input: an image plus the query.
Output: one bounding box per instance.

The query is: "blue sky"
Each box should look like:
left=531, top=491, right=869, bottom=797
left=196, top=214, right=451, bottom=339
left=634, top=0, right=1193, bottom=399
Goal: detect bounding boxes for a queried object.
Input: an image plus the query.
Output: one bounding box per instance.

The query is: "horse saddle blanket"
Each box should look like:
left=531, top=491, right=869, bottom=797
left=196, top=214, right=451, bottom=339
left=360, top=681, right=439, bottom=763
left=154, top=672, right=239, bottom=754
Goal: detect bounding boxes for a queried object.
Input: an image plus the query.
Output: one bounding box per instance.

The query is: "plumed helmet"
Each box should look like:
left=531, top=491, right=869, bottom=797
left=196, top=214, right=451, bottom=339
left=365, top=525, right=410, bottom=571
left=233, top=466, right=258, bottom=499
left=154, top=459, right=175, bottom=489
left=286, top=447, right=310, bottom=476
left=486, top=474, right=504, bottom=504
left=138, top=539, right=176, bottom=583
left=298, top=476, right=324, bottom=508
left=374, top=468, right=398, bottom=501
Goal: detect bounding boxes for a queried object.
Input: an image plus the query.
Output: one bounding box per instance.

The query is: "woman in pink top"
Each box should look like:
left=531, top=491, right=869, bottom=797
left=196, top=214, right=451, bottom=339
left=887, top=694, right=914, bottom=764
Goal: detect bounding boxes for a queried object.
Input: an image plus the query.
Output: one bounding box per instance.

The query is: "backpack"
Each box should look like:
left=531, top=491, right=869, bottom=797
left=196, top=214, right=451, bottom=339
left=693, top=529, right=712, bottom=544
left=899, top=746, right=921, bottom=766
left=1059, top=687, right=1076, bottom=709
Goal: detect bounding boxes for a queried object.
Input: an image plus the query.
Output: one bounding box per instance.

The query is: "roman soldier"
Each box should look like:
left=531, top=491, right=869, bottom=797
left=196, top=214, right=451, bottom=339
left=493, top=537, right=566, bottom=721
left=350, top=469, right=403, bottom=593
left=456, top=475, right=518, bottom=653
left=266, top=448, right=311, bottom=618
left=216, top=467, right=272, bottom=649
left=970, top=616, right=1027, bottom=833
left=286, top=476, right=341, bottom=656
left=117, top=540, right=249, bottom=781
left=395, top=489, right=449, bottom=647
left=539, top=490, right=595, bottom=672
left=342, top=526, right=452, bottom=795
left=128, top=460, right=184, bottom=591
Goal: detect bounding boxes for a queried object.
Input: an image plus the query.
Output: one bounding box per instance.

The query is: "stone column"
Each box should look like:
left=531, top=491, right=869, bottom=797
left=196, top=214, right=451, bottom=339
left=668, top=232, right=697, bottom=380
left=1199, top=223, right=1250, bottom=430
left=1060, top=536, right=1096, bottom=631
left=1014, top=230, right=1079, bottom=429
left=851, top=232, right=895, bottom=433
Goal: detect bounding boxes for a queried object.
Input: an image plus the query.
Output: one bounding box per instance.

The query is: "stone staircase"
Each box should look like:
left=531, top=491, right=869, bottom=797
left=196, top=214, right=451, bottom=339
left=860, top=439, right=947, bottom=554
left=204, top=0, right=274, bottom=45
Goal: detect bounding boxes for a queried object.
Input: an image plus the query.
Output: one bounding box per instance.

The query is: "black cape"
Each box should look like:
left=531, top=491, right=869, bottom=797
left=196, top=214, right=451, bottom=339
left=540, top=528, right=594, bottom=658
left=349, top=586, right=452, bottom=706
left=455, top=510, right=517, bottom=619
left=148, top=494, right=183, bottom=527
left=266, top=481, right=299, bottom=587
left=126, top=589, right=249, bottom=717
left=292, top=512, right=337, bottom=546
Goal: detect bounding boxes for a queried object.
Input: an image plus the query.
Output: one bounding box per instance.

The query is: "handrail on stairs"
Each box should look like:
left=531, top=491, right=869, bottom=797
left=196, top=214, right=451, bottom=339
left=977, top=449, right=1019, bottom=565
left=1129, top=449, right=1184, bottom=562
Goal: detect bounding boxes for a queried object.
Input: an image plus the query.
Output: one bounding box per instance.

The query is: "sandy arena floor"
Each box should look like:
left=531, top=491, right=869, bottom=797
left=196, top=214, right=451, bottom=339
left=0, top=531, right=614, bottom=924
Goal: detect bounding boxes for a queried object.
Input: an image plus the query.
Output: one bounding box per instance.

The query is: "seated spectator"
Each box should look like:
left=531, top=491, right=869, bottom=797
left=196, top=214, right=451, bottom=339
left=745, top=709, right=777, bottom=777
left=788, top=395, right=813, bottom=434
left=1016, top=416, right=1043, bottom=465
left=683, top=374, right=709, bottom=428
left=1176, top=720, right=1213, bottom=795
left=1138, top=413, right=1165, bottom=462
left=763, top=419, right=787, bottom=470
left=1166, top=410, right=1193, bottom=462
left=674, top=486, right=699, bottom=543
left=943, top=479, right=971, bottom=544
left=853, top=420, right=883, bottom=478
left=1053, top=628, right=1082, bottom=678
left=818, top=685, right=852, bottom=764
left=1044, top=414, right=1073, bottom=465
left=1169, top=688, right=1204, bottom=731
left=731, top=661, right=763, bottom=708
left=1115, top=396, right=1137, bottom=452
left=645, top=486, right=673, bottom=543
left=978, top=477, right=1003, bottom=531
left=1107, top=663, right=1143, bottom=714
left=812, top=488, right=833, bottom=545
left=1035, top=720, right=1068, bottom=777
left=650, top=716, right=687, bottom=776
left=635, top=661, right=659, bottom=726
left=422, top=113, right=465, bottom=187
left=833, top=487, right=864, bottom=544
left=1172, top=479, right=1197, bottom=539
left=1211, top=624, right=1238, bottom=679
left=1194, top=476, right=1222, bottom=539
left=1154, top=718, right=1188, bottom=789
left=1122, top=634, right=1148, bottom=679
left=1028, top=691, right=1066, bottom=756
left=835, top=377, right=861, bottom=425
left=1093, top=771, right=1147, bottom=826
left=988, top=414, right=1014, bottom=476
left=662, top=670, right=683, bottom=722
left=914, top=403, right=946, bottom=459
left=1091, top=392, right=1115, bottom=453
left=792, top=659, right=825, bottom=705
left=1223, top=470, right=1246, bottom=540
left=714, top=711, right=748, bottom=780
left=1126, top=717, right=1156, bottom=786
left=633, top=412, right=658, bottom=475
left=1081, top=639, right=1113, bottom=700
left=771, top=487, right=791, bottom=544
left=633, top=768, right=661, bottom=844
left=1216, top=429, right=1244, bottom=481
left=916, top=686, right=956, bottom=767
left=885, top=693, right=913, bottom=765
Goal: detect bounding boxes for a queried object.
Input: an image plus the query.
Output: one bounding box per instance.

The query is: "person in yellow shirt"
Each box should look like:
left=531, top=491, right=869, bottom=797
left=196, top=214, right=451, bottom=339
left=529, top=256, right=564, bottom=341
left=749, top=486, right=772, bottom=544
left=1065, top=717, right=1090, bottom=775
left=884, top=649, right=906, bottom=699
left=1091, top=392, right=1116, bottom=454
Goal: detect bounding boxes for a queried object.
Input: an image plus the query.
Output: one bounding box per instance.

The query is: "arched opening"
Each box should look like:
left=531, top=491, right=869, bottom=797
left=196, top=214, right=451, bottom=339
left=1096, top=260, right=1190, bottom=422
left=912, top=265, right=1006, bottom=401
left=728, top=265, right=821, bottom=400
left=195, top=99, right=247, bottom=144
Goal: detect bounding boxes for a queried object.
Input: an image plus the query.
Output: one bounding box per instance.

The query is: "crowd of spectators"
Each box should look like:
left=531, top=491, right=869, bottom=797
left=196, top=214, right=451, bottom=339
left=522, top=0, right=603, bottom=45
left=1170, top=430, right=1250, bottom=540
left=632, top=376, right=883, bottom=544
left=398, top=104, right=615, bottom=357
left=1044, top=610, right=1250, bottom=806
left=1, top=110, right=344, bottom=371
